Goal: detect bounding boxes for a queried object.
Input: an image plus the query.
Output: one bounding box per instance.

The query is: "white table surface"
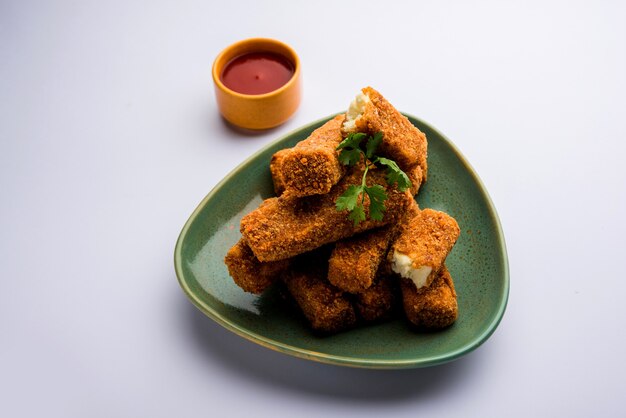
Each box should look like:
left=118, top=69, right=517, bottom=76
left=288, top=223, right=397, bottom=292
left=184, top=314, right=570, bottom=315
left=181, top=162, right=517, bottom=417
left=2, top=1, right=625, bottom=417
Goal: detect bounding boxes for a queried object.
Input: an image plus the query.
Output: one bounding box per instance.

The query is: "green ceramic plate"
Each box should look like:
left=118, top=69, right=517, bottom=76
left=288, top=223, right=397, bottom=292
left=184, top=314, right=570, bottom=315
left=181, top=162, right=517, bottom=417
left=174, top=113, right=509, bottom=369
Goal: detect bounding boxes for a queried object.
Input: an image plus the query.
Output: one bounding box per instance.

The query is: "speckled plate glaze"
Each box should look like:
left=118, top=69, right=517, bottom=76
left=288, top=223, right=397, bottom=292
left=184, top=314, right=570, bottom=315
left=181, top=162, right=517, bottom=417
left=174, top=113, right=509, bottom=369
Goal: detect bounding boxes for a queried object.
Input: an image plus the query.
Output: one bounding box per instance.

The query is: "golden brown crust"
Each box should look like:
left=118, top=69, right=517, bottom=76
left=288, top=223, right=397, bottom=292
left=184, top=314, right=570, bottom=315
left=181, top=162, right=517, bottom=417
left=224, top=239, right=290, bottom=294
left=403, top=198, right=422, bottom=223
left=400, top=266, right=458, bottom=329
left=354, top=274, right=398, bottom=322
left=328, top=226, right=394, bottom=293
left=240, top=164, right=413, bottom=262
left=354, top=87, right=428, bottom=176
left=283, top=264, right=356, bottom=334
left=279, top=115, right=346, bottom=197
left=269, top=149, right=290, bottom=196
left=377, top=199, right=421, bottom=277
left=407, top=164, right=424, bottom=196
left=389, top=208, right=460, bottom=287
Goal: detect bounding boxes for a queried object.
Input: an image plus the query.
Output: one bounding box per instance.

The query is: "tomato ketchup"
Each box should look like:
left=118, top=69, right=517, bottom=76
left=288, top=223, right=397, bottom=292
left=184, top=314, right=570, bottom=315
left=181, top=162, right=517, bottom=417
left=220, top=52, right=295, bottom=95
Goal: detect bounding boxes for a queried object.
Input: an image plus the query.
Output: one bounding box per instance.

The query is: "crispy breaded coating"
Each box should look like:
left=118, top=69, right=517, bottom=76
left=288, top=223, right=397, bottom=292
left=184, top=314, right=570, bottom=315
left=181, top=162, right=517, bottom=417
left=349, top=87, right=428, bottom=176
left=279, top=115, right=346, bottom=197
left=401, top=266, right=458, bottom=329
left=224, top=239, right=290, bottom=294
left=389, top=208, right=460, bottom=289
left=407, top=164, right=424, bottom=196
left=376, top=199, right=421, bottom=279
left=283, top=263, right=356, bottom=334
left=354, top=274, right=398, bottom=322
left=269, top=149, right=290, bottom=196
left=328, top=226, right=394, bottom=293
left=404, top=198, right=421, bottom=223
left=240, top=165, right=413, bottom=262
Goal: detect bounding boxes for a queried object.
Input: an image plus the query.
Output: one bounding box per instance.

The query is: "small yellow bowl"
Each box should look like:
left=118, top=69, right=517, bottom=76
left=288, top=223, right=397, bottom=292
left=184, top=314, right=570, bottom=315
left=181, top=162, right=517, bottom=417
left=212, top=38, right=302, bottom=130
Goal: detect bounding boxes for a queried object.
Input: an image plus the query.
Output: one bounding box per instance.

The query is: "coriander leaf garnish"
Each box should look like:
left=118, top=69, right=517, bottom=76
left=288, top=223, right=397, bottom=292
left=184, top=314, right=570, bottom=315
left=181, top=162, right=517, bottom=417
left=365, top=132, right=383, bottom=159
left=337, top=132, right=367, bottom=166
left=337, top=132, right=367, bottom=150
left=335, top=132, right=411, bottom=225
left=347, top=202, right=367, bottom=225
left=364, top=184, right=387, bottom=221
left=335, top=164, right=388, bottom=226
left=335, top=165, right=371, bottom=226
left=335, top=184, right=362, bottom=212
left=375, top=157, right=412, bottom=192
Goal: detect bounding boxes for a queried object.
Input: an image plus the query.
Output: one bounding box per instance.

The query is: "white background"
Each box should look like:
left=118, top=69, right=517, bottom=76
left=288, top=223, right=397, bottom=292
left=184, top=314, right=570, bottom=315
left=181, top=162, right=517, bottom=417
left=2, top=1, right=625, bottom=417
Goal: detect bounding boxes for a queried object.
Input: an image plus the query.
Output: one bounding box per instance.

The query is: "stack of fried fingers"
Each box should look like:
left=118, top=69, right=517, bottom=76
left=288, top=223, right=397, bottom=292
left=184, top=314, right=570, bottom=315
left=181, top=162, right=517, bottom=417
left=225, top=87, right=461, bottom=334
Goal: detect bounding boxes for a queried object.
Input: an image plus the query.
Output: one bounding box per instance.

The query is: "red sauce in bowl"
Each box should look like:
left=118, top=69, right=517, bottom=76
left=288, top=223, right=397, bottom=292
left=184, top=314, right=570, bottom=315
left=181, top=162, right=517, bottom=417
left=220, top=52, right=295, bottom=95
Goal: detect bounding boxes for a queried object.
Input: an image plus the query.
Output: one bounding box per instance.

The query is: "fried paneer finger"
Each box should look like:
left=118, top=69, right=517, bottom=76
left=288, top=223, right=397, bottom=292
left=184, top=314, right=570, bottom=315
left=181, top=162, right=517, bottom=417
left=328, top=226, right=394, bottom=293
left=401, top=266, right=458, bottom=329
left=269, top=149, right=290, bottom=196
left=224, top=239, right=290, bottom=294
left=279, top=114, right=346, bottom=197
left=241, top=165, right=413, bottom=262
left=343, top=86, right=428, bottom=177
left=283, top=264, right=356, bottom=334
left=390, top=208, right=460, bottom=289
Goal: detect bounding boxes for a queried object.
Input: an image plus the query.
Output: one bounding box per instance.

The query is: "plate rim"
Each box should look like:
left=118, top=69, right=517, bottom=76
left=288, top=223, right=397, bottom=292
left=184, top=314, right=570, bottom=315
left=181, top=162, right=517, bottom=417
left=174, top=113, right=510, bottom=369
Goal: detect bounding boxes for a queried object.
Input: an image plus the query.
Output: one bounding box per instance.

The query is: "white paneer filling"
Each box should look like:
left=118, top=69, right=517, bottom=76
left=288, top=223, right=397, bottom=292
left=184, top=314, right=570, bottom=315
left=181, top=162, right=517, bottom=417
left=342, top=91, right=370, bottom=132
left=391, top=251, right=433, bottom=289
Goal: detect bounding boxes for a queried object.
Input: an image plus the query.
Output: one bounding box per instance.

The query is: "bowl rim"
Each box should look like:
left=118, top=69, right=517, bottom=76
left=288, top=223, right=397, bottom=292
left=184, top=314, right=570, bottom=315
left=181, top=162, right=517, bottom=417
left=174, top=113, right=510, bottom=369
left=212, top=37, right=301, bottom=100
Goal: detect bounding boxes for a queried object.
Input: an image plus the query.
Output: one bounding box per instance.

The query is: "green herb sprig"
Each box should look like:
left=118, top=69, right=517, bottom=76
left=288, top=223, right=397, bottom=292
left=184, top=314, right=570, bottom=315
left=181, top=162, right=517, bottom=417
left=335, top=132, right=412, bottom=225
